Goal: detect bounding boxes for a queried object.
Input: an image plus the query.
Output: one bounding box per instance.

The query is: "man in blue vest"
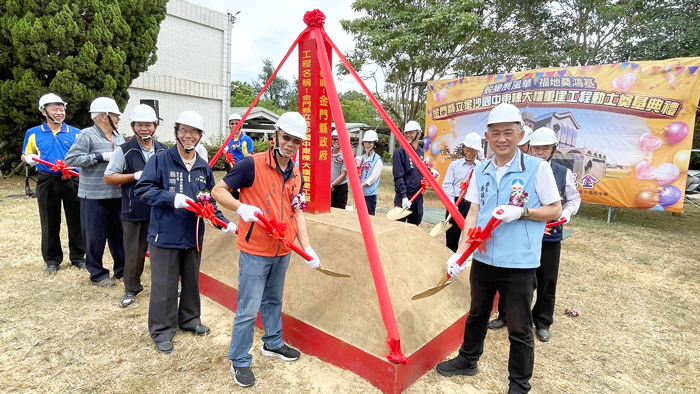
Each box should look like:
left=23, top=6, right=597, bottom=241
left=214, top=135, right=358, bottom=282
left=104, top=104, right=168, bottom=308
left=21, top=93, right=85, bottom=274
left=393, top=120, right=425, bottom=225
left=436, top=103, right=562, bottom=394
left=487, top=127, right=581, bottom=342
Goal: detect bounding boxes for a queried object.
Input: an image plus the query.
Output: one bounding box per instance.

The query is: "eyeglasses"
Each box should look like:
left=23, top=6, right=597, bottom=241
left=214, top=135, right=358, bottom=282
left=281, top=134, right=302, bottom=145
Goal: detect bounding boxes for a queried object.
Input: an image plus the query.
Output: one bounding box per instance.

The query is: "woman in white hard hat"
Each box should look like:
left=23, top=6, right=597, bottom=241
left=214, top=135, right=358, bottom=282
left=211, top=111, right=322, bottom=387
left=104, top=104, right=168, bottom=308
left=392, top=120, right=425, bottom=225
left=330, top=129, right=349, bottom=209
left=357, top=130, right=383, bottom=215
left=135, top=110, right=236, bottom=354
left=65, top=97, right=126, bottom=287
left=441, top=132, right=482, bottom=252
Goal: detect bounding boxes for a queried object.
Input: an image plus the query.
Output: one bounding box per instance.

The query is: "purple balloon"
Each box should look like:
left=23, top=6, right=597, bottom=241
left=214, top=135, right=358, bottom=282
left=431, top=141, right=442, bottom=156
left=423, top=136, right=431, bottom=151
left=658, top=185, right=681, bottom=207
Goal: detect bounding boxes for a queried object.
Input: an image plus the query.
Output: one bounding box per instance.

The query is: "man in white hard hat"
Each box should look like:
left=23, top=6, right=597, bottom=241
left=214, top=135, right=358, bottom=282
left=21, top=93, right=85, bottom=274
left=357, top=130, right=383, bottom=215
left=441, top=132, right=482, bottom=252
left=224, top=113, right=254, bottom=166
left=135, top=110, right=236, bottom=354
left=436, top=103, right=562, bottom=394
left=488, top=127, right=580, bottom=343
left=104, top=104, right=168, bottom=308
left=65, top=97, right=126, bottom=287
left=211, top=111, right=322, bottom=387
left=392, top=120, right=426, bottom=225
left=330, top=129, right=348, bottom=209
left=518, top=126, right=534, bottom=153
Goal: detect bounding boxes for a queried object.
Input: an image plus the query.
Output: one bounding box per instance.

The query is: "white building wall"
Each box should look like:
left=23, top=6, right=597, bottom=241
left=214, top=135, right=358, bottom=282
left=120, top=0, right=232, bottom=144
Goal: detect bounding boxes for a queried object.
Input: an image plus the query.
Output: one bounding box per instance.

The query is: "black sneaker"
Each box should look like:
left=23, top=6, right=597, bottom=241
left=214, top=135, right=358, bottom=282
left=230, top=364, right=255, bottom=387
left=260, top=343, right=300, bottom=361
left=72, top=261, right=86, bottom=269
left=536, top=328, right=551, bottom=342
left=45, top=265, right=59, bottom=274
left=182, top=324, right=210, bottom=336
left=487, top=318, right=506, bottom=330
left=155, top=340, right=173, bottom=354
left=436, top=357, right=478, bottom=377
left=119, top=293, right=136, bottom=308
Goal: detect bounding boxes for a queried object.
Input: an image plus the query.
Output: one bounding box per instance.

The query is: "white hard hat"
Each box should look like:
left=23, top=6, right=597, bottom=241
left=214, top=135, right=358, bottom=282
left=404, top=120, right=422, bottom=133
left=518, top=126, right=534, bottom=146
left=176, top=111, right=205, bottom=131
left=130, top=104, right=158, bottom=123
left=462, top=133, right=483, bottom=151
left=331, top=130, right=338, bottom=137
left=275, top=112, right=307, bottom=140
left=89, top=97, right=122, bottom=115
left=363, top=130, right=379, bottom=142
left=229, top=113, right=242, bottom=121
left=38, top=93, right=67, bottom=111
left=487, top=103, right=522, bottom=127
left=530, top=127, right=559, bottom=147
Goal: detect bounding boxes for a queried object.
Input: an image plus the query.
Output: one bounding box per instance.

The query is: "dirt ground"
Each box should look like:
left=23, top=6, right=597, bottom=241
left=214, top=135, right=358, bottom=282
left=1, top=171, right=699, bottom=394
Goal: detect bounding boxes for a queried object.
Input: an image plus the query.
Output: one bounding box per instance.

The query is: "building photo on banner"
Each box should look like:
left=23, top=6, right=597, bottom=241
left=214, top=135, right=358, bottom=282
left=425, top=57, right=700, bottom=214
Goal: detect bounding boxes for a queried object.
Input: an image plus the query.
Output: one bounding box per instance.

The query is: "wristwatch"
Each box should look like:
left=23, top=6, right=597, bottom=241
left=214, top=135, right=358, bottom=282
left=521, top=207, right=529, bottom=219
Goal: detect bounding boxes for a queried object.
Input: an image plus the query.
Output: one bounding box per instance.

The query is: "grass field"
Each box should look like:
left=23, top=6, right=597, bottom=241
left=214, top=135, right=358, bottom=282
left=1, top=170, right=699, bottom=393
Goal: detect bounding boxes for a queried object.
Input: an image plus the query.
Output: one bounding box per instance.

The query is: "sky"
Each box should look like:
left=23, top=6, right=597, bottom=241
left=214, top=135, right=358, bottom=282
left=185, top=0, right=384, bottom=93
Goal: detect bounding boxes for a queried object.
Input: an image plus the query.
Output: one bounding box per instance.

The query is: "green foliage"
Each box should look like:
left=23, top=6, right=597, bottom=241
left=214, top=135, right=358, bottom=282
left=252, top=58, right=297, bottom=111
left=381, top=150, right=392, bottom=163
left=253, top=139, right=272, bottom=153
left=338, top=90, right=384, bottom=127
left=0, top=0, right=167, bottom=152
left=231, top=79, right=285, bottom=115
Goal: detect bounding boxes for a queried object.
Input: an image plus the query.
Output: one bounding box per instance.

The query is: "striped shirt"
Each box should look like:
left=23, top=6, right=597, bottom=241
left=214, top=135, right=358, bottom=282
left=65, top=125, right=125, bottom=199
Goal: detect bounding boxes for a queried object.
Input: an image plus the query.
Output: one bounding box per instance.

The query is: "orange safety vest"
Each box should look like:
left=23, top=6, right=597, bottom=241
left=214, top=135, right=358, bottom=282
left=237, top=149, right=303, bottom=257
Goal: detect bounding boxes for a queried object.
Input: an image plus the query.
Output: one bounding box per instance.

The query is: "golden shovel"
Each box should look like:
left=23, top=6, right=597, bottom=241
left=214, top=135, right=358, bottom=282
left=430, top=170, right=473, bottom=238
left=316, top=266, right=351, bottom=278
left=387, top=185, right=426, bottom=221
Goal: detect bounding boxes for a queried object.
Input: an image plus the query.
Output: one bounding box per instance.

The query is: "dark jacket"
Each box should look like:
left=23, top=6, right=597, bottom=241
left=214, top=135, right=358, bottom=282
left=135, top=146, right=229, bottom=249
left=392, top=144, right=425, bottom=207
left=120, top=138, right=168, bottom=222
left=543, top=161, right=567, bottom=243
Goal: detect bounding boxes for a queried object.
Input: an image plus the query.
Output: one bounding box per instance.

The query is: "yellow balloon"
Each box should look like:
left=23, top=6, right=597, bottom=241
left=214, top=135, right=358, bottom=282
left=673, top=149, right=691, bottom=172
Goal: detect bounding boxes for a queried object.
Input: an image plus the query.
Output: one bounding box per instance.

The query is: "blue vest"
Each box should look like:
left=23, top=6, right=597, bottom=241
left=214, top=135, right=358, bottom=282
left=543, top=161, right=567, bottom=243
left=360, top=152, right=381, bottom=196
left=473, top=150, right=546, bottom=269
left=120, top=138, right=168, bottom=222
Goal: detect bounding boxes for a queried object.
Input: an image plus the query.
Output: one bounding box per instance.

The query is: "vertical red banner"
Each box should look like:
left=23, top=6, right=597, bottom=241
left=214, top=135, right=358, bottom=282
left=298, top=31, right=332, bottom=214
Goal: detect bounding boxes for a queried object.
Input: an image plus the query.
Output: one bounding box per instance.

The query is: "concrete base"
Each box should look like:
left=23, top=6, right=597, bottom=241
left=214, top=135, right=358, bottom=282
left=200, top=208, right=476, bottom=393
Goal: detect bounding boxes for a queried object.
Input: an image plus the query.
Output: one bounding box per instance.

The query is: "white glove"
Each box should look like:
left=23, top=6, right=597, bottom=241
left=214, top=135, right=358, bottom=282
left=221, top=222, right=237, bottom=235
left=133, top=171, right=142, bottom=181
left=446, top=253, right=466, bottom=277
left=236, top=203, right=262, bottom=222
left=303, top=247, right=320, bottom=269
left=430, top=167, right=440, bottom=179
left=174, top=193, right=193, bottom=209
left=102, top=151, right=113, bottom=162
left=223, top=146, right=229, bottom=153
left=559, top=210, right=571, bottom=224
left=492, top=205, right=523, bottom=223
left=24, top=154, right=39, bottom=166
left=402, top=198, right=411, bottom=209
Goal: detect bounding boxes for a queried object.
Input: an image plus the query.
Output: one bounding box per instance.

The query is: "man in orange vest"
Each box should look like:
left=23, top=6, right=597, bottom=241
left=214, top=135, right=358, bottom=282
left=211, top=111, right=321, bottom=388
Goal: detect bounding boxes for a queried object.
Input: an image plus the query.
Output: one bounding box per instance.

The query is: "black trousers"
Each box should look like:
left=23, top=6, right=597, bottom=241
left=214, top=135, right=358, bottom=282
left=445, top=199, right=471, bottom=252
left=80, top=198, right=125, bottom=282
left=364, top=195, right=377, bottom=215
left=397, top=196, right=423, bottom=226
left=148, top=245, right=202, bottom=343
left=331, top=183, right=348, bottom=209
left=36, top=172, right=84, bottom=267
left=122, top=220, right=150, bottom=294
left=495, top=241, right=562, bottom=330
left=459, top=260, right=536, bottom=394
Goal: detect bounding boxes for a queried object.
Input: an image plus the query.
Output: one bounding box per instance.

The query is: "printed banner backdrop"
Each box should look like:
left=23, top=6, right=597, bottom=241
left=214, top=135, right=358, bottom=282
left=425, top=57, right=700, bottom=213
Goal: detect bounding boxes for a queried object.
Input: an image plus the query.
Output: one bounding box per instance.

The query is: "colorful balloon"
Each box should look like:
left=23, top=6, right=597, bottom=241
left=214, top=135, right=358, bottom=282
left=673, top=149, right=691, bottom=172
left=658, top=185, right=681, bottom=207
left=656, top=163, right=680, bottom=186
left=431, top=141, right=442, bottom=156
left=423, top=136, right=431, bottom=151
left=612, top=73, right=635, bottom=92
left=434, top=89, right=447, bottom=103
left=428, top=124, right=438, bottom=139
left=648, top=204, right=665, bottom=212
left=638, top=133, right=662, bottom=152
left=634, top=188, right=659, bottom=210
left=635, top=161, right=657, bottom=180
left=664, top=122, right=689, bottom=145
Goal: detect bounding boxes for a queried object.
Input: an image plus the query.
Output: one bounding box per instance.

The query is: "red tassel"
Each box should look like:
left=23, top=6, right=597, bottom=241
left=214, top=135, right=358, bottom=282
left=303, top=9, right=326, bottom=27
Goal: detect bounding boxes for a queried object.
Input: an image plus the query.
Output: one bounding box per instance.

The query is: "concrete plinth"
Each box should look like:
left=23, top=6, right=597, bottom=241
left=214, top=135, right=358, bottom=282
left=200, top=208, right=476, bottom=393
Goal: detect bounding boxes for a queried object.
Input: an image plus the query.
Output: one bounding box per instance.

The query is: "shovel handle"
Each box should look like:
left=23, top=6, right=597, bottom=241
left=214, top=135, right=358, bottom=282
left=254, top=212, right=313, bottom=261
left=448, top=209, right=504, bottom=278
left=546, top=218, right=567, bottom=228
left=33, top=157, right=80, bottom=177
left=185, top=199, right=228, bottom=229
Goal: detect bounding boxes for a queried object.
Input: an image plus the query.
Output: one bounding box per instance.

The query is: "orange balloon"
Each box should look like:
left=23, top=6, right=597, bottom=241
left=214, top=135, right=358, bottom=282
left=634, top=188, right=659, bottom=210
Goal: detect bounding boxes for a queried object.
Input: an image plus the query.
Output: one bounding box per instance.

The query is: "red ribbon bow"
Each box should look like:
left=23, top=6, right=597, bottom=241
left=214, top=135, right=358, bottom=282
left=303, top=9, right=326, bottom=27
left=34, top=157, right=79, bottom=179
left=265, top=217, right=288, bottom=241
left=185, top=200, right=228, bottom=251
left=466, top=226, right=491, bottom=253
left=419, top=178, right=430, bottom=195
left=224, top=151, right=235, bottom=168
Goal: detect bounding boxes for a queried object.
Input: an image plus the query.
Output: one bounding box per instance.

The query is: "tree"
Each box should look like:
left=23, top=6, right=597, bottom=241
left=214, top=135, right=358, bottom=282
left=252, top=58, right=296, bottom=110
left=338, top=90, right=384, bottom=127
left=0, top=0, right=167, bottom=151
left=231, top=80, right=285, bottom=115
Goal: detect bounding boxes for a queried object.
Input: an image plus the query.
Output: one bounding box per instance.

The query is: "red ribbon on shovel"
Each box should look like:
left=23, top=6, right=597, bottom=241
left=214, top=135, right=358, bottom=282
left=185, top=199, right=230, bottom=251
left=543, top=218, right=567, bottom=235
left=254, top=211, right=313, bottom=261
left=33, top=157, right=79, bottom=179
left=224, top=150, right=236, bottom=169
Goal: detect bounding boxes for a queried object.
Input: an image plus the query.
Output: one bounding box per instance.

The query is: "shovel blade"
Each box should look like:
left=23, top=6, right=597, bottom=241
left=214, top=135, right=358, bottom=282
left=411, top=274, right=452, bottom=300
left=429, top=221, right=453, bottom=237
left=315, top=266, right=351, bottom=278
left=387, top=207, right=412, bottom=221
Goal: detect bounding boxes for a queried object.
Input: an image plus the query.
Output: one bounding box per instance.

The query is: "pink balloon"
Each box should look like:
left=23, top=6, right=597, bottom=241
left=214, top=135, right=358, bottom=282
left=656, top=163, right=680, bottom=186
left=638, top=133, right=662, bottom=152
left=428, top=124, right=438, bottom=139
left=664, top=122, right=689, bottom=145
left=433, top=89, right=447, bottom=103
left=635, top=161, right=657, bottom=180
left=612, top=73, right=635, bottom=92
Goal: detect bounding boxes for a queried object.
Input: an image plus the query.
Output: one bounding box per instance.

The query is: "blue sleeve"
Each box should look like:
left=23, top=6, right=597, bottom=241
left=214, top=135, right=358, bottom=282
left=135, top=153, right=176, bottom=207
left=222, top=156, right=255, bottom=191
left=392, top=149, right=408, bottom=199
left=21, top=129, right=32, bottom=153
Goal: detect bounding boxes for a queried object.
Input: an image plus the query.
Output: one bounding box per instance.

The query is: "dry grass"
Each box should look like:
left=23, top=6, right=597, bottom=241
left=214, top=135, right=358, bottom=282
left=1, top=172, right=699, bottom=393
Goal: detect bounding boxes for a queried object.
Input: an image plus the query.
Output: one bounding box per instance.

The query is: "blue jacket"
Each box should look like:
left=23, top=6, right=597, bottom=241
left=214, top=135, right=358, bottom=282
left=392, top=145, right=424, bottom=206
left=543, top=161, right=567, bottom=243
left=135, top=146, right=229, bottom=249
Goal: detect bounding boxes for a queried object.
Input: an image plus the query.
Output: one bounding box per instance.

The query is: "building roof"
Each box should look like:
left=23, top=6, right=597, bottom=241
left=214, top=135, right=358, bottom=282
left=230, top=107, right=280, bottom=130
